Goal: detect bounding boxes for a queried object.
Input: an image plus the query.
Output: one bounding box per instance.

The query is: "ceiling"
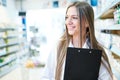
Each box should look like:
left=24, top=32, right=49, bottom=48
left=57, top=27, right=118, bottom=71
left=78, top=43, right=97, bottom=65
left=15, top=0, right=88, bottom=11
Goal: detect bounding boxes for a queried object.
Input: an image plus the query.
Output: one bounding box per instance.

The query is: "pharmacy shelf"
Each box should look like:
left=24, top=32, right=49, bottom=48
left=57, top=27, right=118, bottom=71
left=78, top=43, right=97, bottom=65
left=110, top=45, right=120, bottom=57
left=0, top=64, right=18, bottom=77
left=0, top=28, right=16, bottom=32
left=0, top=26, right=19, bottom=78
left=95, top=0, right=120, bottom=19
left=95, top=1, right=120, bottom=80
left=0, top=50, right=17, bottom=57
left=0, top=53, right=6, bottom=57
left=95, top=24, right=120, bottom=30
left=97, top=32, right=120, bottom=57
left=0, top=57, right=17, bottom=67
left=0, top=43, right=19, bottom=48
left=2, top=36, right=18, bottom=39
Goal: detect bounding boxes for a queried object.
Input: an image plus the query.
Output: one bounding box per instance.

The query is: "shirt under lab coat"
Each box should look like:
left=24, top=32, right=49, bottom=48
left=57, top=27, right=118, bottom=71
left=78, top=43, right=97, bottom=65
left=40, top=41, right=112, bottom=80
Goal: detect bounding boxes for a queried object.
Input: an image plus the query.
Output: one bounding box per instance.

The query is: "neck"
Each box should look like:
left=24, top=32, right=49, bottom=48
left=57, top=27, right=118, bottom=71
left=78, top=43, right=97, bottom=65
left=72, top=34, right=86, bottom=48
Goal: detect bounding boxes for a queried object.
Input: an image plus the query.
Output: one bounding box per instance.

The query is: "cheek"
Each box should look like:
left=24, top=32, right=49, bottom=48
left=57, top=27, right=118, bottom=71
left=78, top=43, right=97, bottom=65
left=68, top=26, right=79, bottom=35
left=76, top=22, right=80, bottom=30
left=67, top=27, right=76, bottom=35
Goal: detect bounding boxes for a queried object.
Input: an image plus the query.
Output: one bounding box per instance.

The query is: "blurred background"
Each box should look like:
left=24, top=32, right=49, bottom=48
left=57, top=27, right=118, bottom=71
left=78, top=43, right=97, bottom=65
left=0, top=0, right=120, bottom=80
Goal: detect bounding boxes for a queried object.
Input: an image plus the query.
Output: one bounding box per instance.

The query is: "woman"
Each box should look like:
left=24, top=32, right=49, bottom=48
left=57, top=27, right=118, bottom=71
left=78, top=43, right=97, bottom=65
left=41, top=1, right=113, bottom=80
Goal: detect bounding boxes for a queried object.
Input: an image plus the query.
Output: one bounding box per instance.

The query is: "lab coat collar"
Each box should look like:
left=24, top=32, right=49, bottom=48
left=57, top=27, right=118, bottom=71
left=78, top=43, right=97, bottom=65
left=69, top=39, right=89, bottom=48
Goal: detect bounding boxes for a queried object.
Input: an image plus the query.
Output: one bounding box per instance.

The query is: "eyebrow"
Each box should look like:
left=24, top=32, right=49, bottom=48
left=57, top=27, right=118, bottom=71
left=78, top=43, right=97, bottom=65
left=66, top=15, right=78, bottom=17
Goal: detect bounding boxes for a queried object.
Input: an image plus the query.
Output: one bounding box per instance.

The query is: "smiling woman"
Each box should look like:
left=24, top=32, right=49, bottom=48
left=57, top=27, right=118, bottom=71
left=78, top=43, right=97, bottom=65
left=65, top=6, right=88, bottom=47
left=40, top=1, right=114, bottom=80
left=65, top=6, right=81, bottom=36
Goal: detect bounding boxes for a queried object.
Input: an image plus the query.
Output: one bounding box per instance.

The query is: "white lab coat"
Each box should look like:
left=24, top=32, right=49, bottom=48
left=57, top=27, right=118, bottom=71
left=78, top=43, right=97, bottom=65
left=40, top=41, right=112, bottom=80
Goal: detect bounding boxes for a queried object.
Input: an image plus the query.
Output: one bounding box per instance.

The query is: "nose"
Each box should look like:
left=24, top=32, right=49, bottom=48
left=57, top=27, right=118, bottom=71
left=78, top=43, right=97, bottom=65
left=66, top=18, right=73, bottom=25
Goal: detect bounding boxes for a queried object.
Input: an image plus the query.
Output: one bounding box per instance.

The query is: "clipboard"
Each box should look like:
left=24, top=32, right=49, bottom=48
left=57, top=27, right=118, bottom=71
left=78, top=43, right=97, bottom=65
left=64, top=47, right=102, bottom=80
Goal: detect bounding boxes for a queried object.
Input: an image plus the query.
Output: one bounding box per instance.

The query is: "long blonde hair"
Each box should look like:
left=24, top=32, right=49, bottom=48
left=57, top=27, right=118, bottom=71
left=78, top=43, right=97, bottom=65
left=55, top=1, right=113, bottom=80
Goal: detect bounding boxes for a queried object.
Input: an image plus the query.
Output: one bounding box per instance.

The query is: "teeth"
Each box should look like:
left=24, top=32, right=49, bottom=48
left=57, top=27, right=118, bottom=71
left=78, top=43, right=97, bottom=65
left=69, top=26, right=75, bottom=28
left=72, top=26, right=75, bottom=28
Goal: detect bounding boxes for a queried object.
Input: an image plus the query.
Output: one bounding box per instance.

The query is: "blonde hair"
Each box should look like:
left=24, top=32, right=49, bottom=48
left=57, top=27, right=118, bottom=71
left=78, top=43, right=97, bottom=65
left=55, top=1, right=113, bottom=80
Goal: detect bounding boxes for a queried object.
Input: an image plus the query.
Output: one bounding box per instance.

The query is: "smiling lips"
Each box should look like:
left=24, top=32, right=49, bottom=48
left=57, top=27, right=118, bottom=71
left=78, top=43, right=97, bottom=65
left=68, top=26, right=76, bottom=30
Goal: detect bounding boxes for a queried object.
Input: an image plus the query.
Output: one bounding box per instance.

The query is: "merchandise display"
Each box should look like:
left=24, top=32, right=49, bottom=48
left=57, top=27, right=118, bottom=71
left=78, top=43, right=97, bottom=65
left=0, top=23, right=28, bottom=78
left=0, top=23, right=18, bottom=77
left=0, top=0, right=120, bottom=80
left=95, top=0, right=120, bottom=79
left=24, top=58, right=45, bottom=68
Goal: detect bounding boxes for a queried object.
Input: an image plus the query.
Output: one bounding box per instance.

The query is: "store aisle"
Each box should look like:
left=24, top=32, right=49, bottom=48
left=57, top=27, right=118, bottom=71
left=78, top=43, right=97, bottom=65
left=29, top=67, right=44, bottom=80
left=20, top=67, right=43, bottom=80
left=0, top=66, right=22, bottom=80
left=0, top=65, right=44, bottom=80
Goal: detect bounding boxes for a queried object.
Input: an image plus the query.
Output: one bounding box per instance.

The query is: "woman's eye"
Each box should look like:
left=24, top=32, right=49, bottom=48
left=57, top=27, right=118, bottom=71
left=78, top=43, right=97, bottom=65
left=73, top=17, right=78, bottom=19
left=65, top=16, right=78, bottom=20
left=65, top=16, right=68, bottom=20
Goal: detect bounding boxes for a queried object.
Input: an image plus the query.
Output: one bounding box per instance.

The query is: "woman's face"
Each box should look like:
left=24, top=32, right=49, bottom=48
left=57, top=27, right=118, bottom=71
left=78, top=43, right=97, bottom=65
left=65, top=6, right=87, bottom=36
left=65, top=6, right=80, bottom=36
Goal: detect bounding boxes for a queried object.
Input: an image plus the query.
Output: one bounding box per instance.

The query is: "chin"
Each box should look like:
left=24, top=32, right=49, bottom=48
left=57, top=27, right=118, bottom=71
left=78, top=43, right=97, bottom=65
left=68, top=31, right=74, bottom=35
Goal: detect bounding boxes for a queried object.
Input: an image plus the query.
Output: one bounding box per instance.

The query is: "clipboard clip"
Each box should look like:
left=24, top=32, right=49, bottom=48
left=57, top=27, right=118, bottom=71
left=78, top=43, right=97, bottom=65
left=78, top=49, right=92, bottom=53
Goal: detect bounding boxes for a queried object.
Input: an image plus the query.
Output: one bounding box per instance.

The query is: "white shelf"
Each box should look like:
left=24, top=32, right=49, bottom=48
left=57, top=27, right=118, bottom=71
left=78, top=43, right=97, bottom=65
left=95, top=1, right=120, bottom=80
left=95, top=0, right=120, bottom=19
left=0, top=57, right=16, bottom=67
left=0, top=28, right=16, bottom=32
left=95, top=24, right=120, bottom=30
left=0, top=23, right=28, bottom=78
left=0, top=43, right=19, bottom=48
left=111, top=45, right=120, bottom=57
left=0, top=65, right=18, bottom=77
